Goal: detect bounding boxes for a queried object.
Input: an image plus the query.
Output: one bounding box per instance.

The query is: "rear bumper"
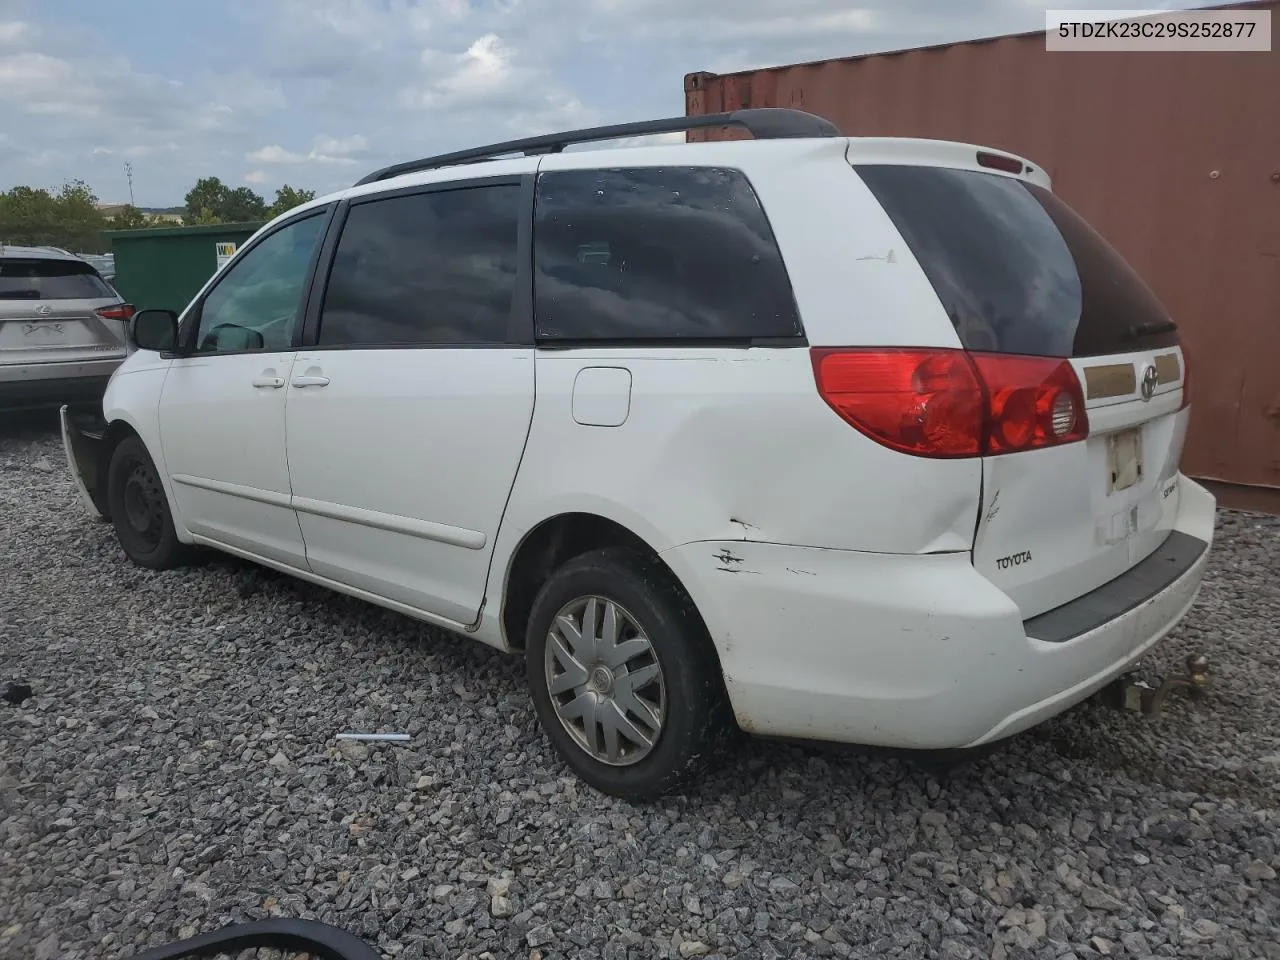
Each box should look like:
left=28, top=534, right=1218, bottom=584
left=0, top=357, right=122, bottom=410
left=662, top=475, right=1216, bottom=749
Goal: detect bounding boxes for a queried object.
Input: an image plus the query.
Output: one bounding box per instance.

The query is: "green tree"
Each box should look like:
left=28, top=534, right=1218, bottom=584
left=190, top=207, right=222, bottom=226
left=223, top=186, right=268, bottom=222
left=0, top=186, right=59, bottom=246
left=105, top=204, right=149, bottom=230
left=267, top=184, right=317, bottom=219
left=183, top=176, right=232, bottom=225
left=0, top=181, right=108, bottom=252
left=182, top=177, right=269, bottom=224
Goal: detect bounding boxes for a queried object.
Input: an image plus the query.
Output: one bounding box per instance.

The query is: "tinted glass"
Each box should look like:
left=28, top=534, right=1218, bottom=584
left=196, top=214, right=326, bottom=353
left=0, top=259, right=115, bottom=300
left=319, top=185, right=520, bottom=346
left=856, top=165, right=1178, bottom=357
left=533, top=167, right=802, bottom=342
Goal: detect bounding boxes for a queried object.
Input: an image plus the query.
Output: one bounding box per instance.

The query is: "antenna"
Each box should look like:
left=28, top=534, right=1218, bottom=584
left=125, top=162, right=135, bottom=206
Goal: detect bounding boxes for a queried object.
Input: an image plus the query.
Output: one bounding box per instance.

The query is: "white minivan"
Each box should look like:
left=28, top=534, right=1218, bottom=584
left=62, top=109, right=1214, bottom=800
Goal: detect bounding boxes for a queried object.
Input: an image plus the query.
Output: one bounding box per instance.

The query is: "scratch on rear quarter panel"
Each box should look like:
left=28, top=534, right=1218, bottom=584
left=785, top=567, right=817, bottom=577
left=985, top=489, right=1001, bottom=523
left=854, top=249, right=897, bottom=264
left=713, top=548, right=744, bottom=565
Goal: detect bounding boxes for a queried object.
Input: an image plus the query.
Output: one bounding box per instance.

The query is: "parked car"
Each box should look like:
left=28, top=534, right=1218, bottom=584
left=1, top=245, right=133, bottom=410
left=78, top=253, right=117, bottom=286
left=60, top=109, right=1215, bottom=800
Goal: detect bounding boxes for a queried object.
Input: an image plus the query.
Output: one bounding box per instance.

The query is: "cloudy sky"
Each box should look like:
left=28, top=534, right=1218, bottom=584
left=0, top=0, right=1208, bottom=206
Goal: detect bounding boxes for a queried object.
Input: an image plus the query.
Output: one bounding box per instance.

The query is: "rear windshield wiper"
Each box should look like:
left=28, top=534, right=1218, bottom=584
left=1124, top=320, right=1177, bottom=339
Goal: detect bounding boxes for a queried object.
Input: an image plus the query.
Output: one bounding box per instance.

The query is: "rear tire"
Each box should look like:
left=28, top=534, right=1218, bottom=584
left=106, top=436, right=188, bottom=570
left=525, top=547, right=734, bottom=801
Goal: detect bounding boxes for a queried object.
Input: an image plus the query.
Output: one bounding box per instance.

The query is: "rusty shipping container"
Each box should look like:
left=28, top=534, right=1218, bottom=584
left=686, top=3, right=1280, bottom=512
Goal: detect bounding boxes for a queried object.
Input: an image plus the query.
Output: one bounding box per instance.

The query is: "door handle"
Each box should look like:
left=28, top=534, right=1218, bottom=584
left=291, top=375, right=330, bottom=388
left=251, top=376, right=285, bottom=389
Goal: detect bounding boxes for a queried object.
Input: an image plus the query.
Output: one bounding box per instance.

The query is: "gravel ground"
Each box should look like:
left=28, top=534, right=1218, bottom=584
left=2, top=412, right=1277, bottom=960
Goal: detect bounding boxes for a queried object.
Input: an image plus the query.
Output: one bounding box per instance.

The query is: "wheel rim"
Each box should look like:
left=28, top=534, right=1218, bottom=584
left=543, top=595, right=667, bottom=767
left=120, top=458, right=166, bottom=549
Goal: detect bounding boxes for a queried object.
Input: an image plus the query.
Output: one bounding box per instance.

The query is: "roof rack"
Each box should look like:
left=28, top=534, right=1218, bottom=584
left=353, top=108, right=841, bottom=187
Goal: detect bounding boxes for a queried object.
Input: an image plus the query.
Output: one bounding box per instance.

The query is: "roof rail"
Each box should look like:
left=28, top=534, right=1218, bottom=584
left=353, top=108, right=841, bottom=187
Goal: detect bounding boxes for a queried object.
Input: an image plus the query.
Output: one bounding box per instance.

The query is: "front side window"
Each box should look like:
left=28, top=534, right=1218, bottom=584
left=194, top=214, right=326, bottom=353
left=318, top=184, right=521, bottom=347
left=533, top=167, right=803, bottom=342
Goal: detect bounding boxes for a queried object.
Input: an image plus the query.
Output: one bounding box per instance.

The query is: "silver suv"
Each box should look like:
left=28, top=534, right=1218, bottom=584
left=0, top=244, right=132, bottom=410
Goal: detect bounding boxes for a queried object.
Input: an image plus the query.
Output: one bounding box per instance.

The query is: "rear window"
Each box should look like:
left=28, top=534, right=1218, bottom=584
left=0, top=258, right=115, bottom=300
left=855, top=166, right=1178, bottom=357
left=534, top=167, right=803, bottom=343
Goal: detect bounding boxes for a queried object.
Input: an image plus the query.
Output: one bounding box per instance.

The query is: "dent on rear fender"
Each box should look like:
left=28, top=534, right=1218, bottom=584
left=646, top=368, right=982, bottom=553
left=712, top=478, right=978, bottom=554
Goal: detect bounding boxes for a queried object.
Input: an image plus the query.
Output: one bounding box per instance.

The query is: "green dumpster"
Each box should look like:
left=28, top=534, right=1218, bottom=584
left=107, top=222, right=265, bottom=314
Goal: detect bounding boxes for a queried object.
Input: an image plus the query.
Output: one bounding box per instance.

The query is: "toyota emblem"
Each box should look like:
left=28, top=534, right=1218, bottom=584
left=34, top=304, right=53, bottom=316
left=1139, top=364, right=1159, bottom=402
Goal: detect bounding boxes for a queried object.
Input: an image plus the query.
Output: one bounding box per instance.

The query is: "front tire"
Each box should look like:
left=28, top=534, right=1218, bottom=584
left=525, top=547, right=733, bottom=801
left=106, top=435, right=188, bottom=570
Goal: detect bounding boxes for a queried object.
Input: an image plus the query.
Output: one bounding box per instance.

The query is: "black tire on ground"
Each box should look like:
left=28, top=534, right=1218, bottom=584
left=524, top=546, right=736, bottom=801
left=106, top=435, right=188, bottom=570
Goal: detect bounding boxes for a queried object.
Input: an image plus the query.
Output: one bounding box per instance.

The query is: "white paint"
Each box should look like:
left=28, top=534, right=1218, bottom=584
left=571, top=366, right=632, bottom=427
left=283, top=348, right=533, bottom=626
left=974, top=349, right=1189, bottom=618
left=70, top=131, right=1215, bottom=758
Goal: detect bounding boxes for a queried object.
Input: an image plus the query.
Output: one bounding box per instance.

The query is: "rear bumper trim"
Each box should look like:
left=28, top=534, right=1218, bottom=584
left=1023, top=530, right=1208, bottom=643
left=0, top=361, right=118, bottom=410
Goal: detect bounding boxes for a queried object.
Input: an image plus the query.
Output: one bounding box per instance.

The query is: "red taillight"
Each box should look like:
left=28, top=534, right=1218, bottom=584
left=976, top=151, right=1024, bottom=175
left=95, top=303, right=135, bottom=321
left=970, top=353, right=1089, bottom=454
left=811, top=348, right=983, bottom=458
left=811, top=348, right=1089, bottom=458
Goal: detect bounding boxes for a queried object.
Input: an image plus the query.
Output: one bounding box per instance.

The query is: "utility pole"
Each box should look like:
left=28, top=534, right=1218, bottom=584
left=125, top=162, right=135, bottom=206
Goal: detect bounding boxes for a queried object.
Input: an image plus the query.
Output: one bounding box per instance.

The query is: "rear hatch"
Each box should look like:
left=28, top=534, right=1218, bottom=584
left=856, top=162, right=1187, bottom=619
left=0, top=257, right=129, bottom=366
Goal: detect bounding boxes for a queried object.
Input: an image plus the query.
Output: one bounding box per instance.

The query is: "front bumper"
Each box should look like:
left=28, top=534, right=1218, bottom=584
left=661, top=475, right=1216, bottom=749
left=59, top=404, right=111, bottom=521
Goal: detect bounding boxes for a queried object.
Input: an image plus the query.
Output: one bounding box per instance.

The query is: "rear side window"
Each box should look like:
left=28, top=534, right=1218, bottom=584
left=533, top=167, right=802, bottom=342
left=319, top=184, right=520, bottom=346
left=855, top=166, right=1177, bottom=357
left=0, top=259, right=115, bottom=300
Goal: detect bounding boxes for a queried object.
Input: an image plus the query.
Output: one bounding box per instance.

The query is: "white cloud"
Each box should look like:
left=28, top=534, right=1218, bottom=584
left=409, top=34, right=519, bottom=108
left=313, top=133, right=369, bottom=156
left=0, top=21, right=31, bottom=44
left=0, top=52, right=100, bottom=117
left=246, top=134, right=368, bottom=166
left=124, top=141, right=180, bottom=159
left=2, top=0, right=1133, bottom=204
left=247, top=144, right=303, bottom=164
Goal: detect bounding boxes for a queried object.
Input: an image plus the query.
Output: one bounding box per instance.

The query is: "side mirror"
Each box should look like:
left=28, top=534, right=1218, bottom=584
left=130, top=309, right=178, bottom=352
